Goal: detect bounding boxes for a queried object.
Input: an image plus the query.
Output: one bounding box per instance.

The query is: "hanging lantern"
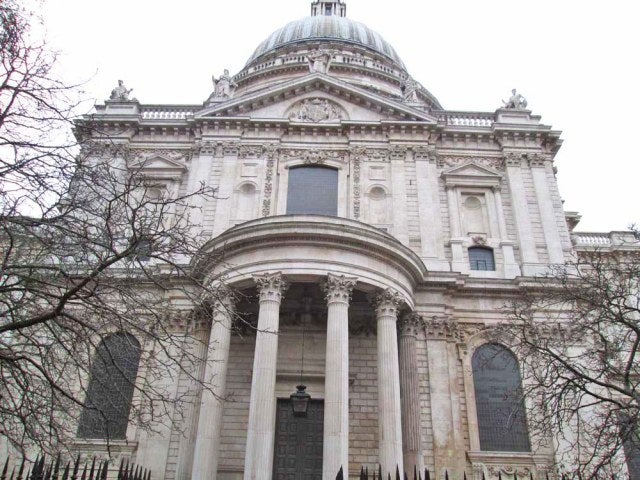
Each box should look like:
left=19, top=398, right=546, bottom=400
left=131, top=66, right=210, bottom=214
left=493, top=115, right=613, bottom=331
left=290, top=384, right=311, bottom=416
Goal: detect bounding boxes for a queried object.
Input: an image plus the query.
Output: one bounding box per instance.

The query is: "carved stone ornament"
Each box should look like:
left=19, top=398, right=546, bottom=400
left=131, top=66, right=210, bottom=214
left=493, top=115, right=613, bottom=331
left=351, top=149, right=362, bottom=219
left=501, top=89, right=528, bottom=110
left=528, top=153, right=550, bottom=168
left=109, top=79, right=134, bottom=102
left=307, top=49, right=334, bottom=74
left=438, top=156, right=504, bottom=171
left=288, top=97, right=345, bottom=122
left=281, top=148, right=347, bottom=165
left=398, top=312, right=424, bottom=337
left=471, top=235, right=487, bottom=246
left=130, top=148, right=192, bottom=163
left=487, top=465, right=532, bottom=478
left=503, top=151, right=525, bottom=168
left=82, top=141, right=130, bottom=159
left=262, top=151, right=277, bottom=217
left=388, top=145, right=408, bottom=161
left=322, top=273, right=357, bottom=304
left=372, top=288, right=404, bottom=317
left=412, top=145, right=437, bottom=163
left=253, top=272, right=288, bottom=302
left=238, top=145, right=265, bottom=159
left=424, top=315, right=462, bottom=341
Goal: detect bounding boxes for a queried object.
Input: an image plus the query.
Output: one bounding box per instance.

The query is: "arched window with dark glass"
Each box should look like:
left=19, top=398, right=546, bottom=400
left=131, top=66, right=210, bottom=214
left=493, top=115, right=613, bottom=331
left=472, top=343, right=531, bottom=452
left=286, top=166, right=338, bottom=216
left=469, top=246, right=495, bottom=271
left=77, top=333, right=141, bottom=439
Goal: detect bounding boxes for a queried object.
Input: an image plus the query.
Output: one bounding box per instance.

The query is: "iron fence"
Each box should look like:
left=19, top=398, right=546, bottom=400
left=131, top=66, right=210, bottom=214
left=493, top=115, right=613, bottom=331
left=0, top=454, right=150, bottom=480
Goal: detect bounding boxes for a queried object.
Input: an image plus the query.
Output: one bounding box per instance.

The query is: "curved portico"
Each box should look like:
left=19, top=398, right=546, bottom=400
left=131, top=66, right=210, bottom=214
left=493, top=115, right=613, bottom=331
left=192, top=216, right=427, bottom=480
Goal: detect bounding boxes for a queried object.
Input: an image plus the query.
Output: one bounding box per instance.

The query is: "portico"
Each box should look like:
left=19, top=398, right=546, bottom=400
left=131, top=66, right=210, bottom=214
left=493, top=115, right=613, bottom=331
left=191, top=215, right=426, bottom=480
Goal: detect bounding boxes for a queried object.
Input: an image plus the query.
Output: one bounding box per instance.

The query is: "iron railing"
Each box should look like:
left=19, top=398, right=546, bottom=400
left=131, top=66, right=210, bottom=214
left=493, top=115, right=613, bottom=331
left=0, top=455, right=150, bottom=480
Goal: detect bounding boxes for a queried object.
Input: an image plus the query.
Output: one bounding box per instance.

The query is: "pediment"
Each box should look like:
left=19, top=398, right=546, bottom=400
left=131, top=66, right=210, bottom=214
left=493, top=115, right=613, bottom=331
left=129, top=155, right=188, bottom=179
left=194, top=73, right=437, bottom=124
left=441, top=162, right=502, bottom=188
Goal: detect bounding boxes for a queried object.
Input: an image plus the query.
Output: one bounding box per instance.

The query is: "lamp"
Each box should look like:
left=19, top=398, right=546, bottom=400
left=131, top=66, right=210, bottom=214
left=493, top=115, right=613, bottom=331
left=290, top=384, right=311, bottom=416
left=290, top=295, right=312, bottom=416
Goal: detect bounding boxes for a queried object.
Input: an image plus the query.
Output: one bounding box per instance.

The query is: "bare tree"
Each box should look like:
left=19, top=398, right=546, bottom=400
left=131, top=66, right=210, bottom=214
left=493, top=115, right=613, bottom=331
left=496, top=248, right=640, bottom=478
left=1, top=0, right=222, bottom=454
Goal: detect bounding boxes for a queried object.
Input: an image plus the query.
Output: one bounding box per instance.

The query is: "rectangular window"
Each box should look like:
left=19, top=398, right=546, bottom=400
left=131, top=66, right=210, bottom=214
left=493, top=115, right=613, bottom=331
left=286, top=166, right=338, bottom=216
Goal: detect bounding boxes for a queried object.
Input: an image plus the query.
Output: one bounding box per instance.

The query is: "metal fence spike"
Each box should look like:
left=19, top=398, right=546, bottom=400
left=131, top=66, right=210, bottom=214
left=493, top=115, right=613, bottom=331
left=71, top=456, right=80, bottom=480
left=424, top=468, right=430, bottom=480
left=101, top=461, right=108, bottom=480
left=61, top=462, right=70, bottom=480
left=88, top=458, right=96, bottom=480
left=444, top=470, right=449, bottom=480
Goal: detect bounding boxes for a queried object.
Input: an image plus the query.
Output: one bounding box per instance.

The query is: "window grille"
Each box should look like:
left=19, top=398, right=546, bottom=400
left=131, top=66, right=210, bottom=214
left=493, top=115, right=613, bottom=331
left=77, top=333, right=141, bottom=439
left=286, top=166, right=338, bottom=216
left=469, top=247, right=495, bottom=271
left=472, top=343, right=531, bottom=452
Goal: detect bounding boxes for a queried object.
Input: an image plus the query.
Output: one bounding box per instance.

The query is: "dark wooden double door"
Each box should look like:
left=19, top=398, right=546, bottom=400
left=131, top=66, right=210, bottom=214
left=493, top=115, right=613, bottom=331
left=273, top=399, right=324, bottom=480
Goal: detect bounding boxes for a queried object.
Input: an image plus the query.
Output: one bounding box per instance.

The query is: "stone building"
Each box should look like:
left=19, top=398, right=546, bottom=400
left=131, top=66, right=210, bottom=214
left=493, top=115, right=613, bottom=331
left=66, top=1, right=635, bottom=479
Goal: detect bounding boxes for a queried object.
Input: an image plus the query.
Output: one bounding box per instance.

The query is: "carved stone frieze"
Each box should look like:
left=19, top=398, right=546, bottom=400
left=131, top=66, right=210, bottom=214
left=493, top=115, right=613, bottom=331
left=398, top=312, right=424, bottom=337
left=438, top=155, right=504, bottom=171
left=502, top=151, right=526, bottom=168
left=238, top=145, right=264, bottom=159
left=222, top=143, right=239, bottom=156
left=130, top=148, right=192, bottom=162
left=487, top=465, right=532, bottom=478
left=424, top=315, right=462, bottom=341
left=388, top=145, right=408, bottom=161
left=365, top=148, right=390, bottom=162
left=288, top=97, right=345, bottom=122
left=262, top=155, right=276, bottom=217
left=82, top=141, right=130, bottom=159
left=349, top=146, right=365, bottom=219
left=412, top=145, right=437, bottom=163
left=322, top=273, right=357, bottom=304
left=280, top=148, right=347, bottom=165
left=528, top=152, right=551, bottom=168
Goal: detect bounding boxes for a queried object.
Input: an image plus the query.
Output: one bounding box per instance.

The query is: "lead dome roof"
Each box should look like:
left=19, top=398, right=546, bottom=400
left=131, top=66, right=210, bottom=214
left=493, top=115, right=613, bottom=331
left=246, top=15, right=407, bottom=70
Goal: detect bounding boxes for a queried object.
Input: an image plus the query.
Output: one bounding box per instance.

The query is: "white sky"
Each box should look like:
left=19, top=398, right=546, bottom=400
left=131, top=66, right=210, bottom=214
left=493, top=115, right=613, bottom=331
left=42, top=0, right=640, bottom=232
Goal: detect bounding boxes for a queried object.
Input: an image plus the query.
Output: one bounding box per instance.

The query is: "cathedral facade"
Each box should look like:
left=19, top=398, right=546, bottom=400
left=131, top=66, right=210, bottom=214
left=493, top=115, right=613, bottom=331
left=67, top=1, right=634, bottom=479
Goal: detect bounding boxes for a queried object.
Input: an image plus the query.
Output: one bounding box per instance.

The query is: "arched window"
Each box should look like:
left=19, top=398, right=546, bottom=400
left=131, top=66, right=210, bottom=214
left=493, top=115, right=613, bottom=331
left=77, top=333, right=141, bottom=439
left=472, top=343, right=531, bottom=452
left=286, top=166, right=338, bottom=216
left=469, top=246, right=495, bottom=271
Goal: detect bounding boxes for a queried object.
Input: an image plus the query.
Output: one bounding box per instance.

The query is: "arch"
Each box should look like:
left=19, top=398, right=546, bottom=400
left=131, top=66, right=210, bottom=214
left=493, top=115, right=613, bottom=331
left=77, top=333, right=141, bottom=439
left=286, top=166, right=338, bottom=216
left=469, top=246, right=495, bottom=271
left=472, top=343, right=531, bottom=452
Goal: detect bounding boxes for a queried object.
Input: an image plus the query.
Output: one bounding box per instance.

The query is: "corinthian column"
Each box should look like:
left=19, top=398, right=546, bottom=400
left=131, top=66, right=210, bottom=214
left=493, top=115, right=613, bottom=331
left=192, top=289, right=236, bottom=480
left=398, top=313, right=425, bottom=475
left=244, top=273, right=287, bottom=480
left=322, top=274, right=357, bottom=480
left=374, top=288, right=405, bottom=477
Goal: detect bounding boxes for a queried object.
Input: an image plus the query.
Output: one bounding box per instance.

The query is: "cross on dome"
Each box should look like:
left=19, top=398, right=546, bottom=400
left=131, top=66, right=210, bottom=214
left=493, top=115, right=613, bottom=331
left=311, top=0, right=347, bottom=17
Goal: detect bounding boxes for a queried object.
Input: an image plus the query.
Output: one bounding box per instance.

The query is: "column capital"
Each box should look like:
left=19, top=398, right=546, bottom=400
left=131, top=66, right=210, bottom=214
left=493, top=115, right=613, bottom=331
left=372, top=288, right=403, bottom=318
left=323, top=273, right=357, bottom=304
left=424, top=315, right=461, bottom=342
left=253, top=272, right=288, bottom=302
left=398, top=312, right=424, bottom=337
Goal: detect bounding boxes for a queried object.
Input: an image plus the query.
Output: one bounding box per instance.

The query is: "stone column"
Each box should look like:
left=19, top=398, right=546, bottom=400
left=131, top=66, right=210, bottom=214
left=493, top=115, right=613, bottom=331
left=322, top=274, right=357, bottom=480
left=244, top=272, right=287, bottom=480
left=398, top=313, right=425, bottom=475
left=374, top=288, right=405, bottom=477
left=192, top=290, right=237, bottom=480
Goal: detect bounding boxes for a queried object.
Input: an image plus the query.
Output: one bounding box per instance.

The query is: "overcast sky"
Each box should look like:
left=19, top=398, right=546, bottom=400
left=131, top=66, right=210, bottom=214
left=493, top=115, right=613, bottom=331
left=42, top=0, right=639, bottom=232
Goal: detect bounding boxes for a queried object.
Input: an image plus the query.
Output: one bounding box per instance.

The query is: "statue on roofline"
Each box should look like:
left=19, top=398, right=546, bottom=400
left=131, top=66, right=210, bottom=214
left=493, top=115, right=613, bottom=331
left=307, top=49, right=334, bottom=74
left=109, top=80, right=134, bottom=101
left=211, top=69, right=237, bottom=100
left=502, top=88, right=528, bottom=110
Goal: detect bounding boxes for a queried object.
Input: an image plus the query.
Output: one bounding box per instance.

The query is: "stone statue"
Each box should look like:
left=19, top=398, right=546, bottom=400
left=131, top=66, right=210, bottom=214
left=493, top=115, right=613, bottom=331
left=212, top=69, right=237, bottom=99
left=502, top=89, right=528, bottom=110
left=109, top=80, right=133, bottom=101
left=401, top=76, right=421, bottom=103
left=307, top=50, right=333, bottom=74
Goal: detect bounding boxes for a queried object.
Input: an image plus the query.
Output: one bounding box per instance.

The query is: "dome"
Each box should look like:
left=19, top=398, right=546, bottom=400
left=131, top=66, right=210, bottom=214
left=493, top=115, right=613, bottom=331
left=246, top=15, right=406, bottom=70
